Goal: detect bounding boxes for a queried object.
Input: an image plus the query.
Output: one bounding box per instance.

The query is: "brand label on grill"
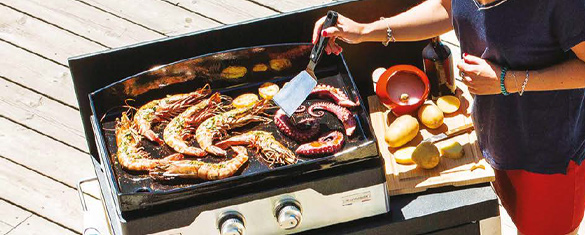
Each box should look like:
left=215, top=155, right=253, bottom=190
left=341, top=191, right=371, bottom=206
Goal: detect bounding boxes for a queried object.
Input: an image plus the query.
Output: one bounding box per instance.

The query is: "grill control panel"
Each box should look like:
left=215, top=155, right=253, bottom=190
left=155, top=183, right=388, bottom=235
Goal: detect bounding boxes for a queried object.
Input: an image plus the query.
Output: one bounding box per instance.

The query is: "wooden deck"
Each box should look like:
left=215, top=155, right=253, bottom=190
left=0, top=0, right=524, bottom=234
left=0, top=1, right=336, bottom=233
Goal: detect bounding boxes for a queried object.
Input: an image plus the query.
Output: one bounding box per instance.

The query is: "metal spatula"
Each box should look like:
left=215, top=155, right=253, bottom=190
left=273, top=11, right=338, bottom=117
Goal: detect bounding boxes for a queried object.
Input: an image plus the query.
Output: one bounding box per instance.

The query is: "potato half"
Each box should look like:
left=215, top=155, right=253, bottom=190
left=436, top=95, right=461, bottom=114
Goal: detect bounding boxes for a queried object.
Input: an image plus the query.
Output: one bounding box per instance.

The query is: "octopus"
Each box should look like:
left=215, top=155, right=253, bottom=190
left=215, top=131, right=298, bottom=166
left=134, top=84, right=211, bottom=144
left=308, top=102, right=357, bottom=136
left=274, top=108, right=319, bottom=143
left=295, top=131, right=345, bottom=156
left=115, top=112, right=184, bottom=172
left=310, top=84, right=359, bottom=108
left=150, top=146, right=249, bottom=181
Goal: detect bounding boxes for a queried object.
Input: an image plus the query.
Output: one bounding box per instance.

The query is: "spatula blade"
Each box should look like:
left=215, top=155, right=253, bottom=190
left=273, top=70, right=317, bottom=116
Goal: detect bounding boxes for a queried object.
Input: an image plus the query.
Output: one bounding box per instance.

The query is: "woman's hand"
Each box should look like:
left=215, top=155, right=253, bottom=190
left=457, top=54, right=513, bottom=95
left=312, top=13, right=365, bottom=55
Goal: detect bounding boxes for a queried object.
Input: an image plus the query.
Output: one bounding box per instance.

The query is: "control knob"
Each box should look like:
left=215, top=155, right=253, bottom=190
left=276, top=201, right=302, bottom=230
left=218, top=212, right=245, bottom=235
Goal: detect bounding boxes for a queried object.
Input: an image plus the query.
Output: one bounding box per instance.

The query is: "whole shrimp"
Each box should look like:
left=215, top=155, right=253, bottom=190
left=149, top=146, right=249, bottom=181
left=215, top=131, right=298, bottom=166
left=134, top=84, right=211, bottom=144
left=115, top=112, right=184, bottom=172
left=196, top=99, right=271, bottom=157
left=163, top=93, right=225, bottom=156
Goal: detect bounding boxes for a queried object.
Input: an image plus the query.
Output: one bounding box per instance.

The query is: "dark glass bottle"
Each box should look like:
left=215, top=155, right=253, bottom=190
left=422, top=37, right=455, bottom=100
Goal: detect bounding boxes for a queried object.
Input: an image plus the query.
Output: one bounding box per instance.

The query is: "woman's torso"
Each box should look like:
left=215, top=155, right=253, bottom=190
left=452, top=0, right=585, bottom=174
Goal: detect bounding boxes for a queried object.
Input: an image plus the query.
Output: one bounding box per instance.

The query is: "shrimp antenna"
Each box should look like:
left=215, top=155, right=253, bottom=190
left=100, top=99, right=136, bottom=123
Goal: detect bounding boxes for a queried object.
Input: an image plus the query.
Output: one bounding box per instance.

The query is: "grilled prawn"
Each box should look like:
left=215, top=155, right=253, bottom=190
left=150, top=146, right=249, bottom=181
left=163, top=93, right=225, bottom=156
left=195, top=100, right=271, bottom=157
left=115, top=112, right=184, bottom=172
left=134, top=84, right=211, bottom=144
left=215, top=131, right=297, bottom=166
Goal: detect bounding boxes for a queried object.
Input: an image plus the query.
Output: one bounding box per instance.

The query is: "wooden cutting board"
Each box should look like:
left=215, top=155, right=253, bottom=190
left=368, top=85, right=495, bottom=196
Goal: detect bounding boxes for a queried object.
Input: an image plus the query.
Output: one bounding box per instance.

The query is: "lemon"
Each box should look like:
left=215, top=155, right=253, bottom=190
left=258, top=82, right=279, bottom=100
left=220, top=66, right=247, bottom=79
left=233, top=93, right=259, bottom=108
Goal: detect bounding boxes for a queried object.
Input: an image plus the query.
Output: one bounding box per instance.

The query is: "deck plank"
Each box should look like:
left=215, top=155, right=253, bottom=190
left=0, top=41, right=77, bottom=108
left=165, top=0, right=276, bottom=24
left=76, top=0, right=221, bottom=36
left=0, top=78, right=87, bottom=151
left=0, top=200, right=31, bottom=228
left=251, top=0, right=334, bottom=12
left=0, top=5, right=105, bottom=64
left=0, top=156, right=99, bottom=233
left=7, top=215, right=76, bottom=235
left=0, top=0, right=162, bottom=48
left=0, top=117, right=99, bottom=197
left=0, top=221, right=12, bottom=235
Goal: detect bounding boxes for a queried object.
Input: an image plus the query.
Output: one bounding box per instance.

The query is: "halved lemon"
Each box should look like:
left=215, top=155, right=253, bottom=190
left=258, top=82, right=279, bottom=99
left=233, top=93, right=259, bottom=108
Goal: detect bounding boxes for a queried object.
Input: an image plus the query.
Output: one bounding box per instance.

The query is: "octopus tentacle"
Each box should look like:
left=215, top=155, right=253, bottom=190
left=294, top=105, right=306, bottom=113
left=307, top=108, right=325, bottom=117
left=295, top=131, right=345, bottom=156
left=308, top=102, right=356, bottom=136
left=274, top=109, right=319, bottom=143
left=310, top=84, right=359, bottom=108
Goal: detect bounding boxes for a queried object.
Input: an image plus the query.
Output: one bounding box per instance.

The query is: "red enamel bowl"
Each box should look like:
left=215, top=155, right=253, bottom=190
left=375, top=65, right=430, bottom=116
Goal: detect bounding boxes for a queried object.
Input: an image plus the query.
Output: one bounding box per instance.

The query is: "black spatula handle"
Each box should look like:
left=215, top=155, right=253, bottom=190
left=310, top=11, right=338, bottom=65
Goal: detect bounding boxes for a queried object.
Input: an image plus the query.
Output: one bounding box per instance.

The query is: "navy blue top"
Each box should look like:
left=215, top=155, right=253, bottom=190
left=452, top=0, right=585, bottom=174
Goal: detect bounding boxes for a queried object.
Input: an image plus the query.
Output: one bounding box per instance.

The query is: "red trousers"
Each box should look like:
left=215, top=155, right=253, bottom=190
left=493, top=161, right=585, bottom=235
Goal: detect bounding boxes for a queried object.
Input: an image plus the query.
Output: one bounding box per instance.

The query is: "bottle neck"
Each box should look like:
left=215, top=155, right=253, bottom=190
left=429, top=36, right=450, bottom=57
left=431, top=37, right=442, bottom=46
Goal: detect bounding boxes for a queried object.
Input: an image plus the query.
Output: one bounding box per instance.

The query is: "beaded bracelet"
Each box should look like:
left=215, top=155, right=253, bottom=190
left=500, top=66, right=510, bottom=96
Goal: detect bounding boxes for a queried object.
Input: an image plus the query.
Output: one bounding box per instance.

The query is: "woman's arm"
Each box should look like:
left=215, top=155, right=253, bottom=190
left=312, top=0, right=453, bottom=55
left=458, top=41, right=585, bottom=95
left=360, top=0, right=453, bottom=42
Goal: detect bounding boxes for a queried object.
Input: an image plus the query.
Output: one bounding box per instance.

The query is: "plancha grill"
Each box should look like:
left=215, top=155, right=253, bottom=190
left=83, top=43, right=389, bottom=234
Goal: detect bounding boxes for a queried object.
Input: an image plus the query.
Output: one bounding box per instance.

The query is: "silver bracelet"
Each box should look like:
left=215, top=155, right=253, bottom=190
left=519, top=70, right=529, bottom=96
left=380, top=17, right=396, bottom=46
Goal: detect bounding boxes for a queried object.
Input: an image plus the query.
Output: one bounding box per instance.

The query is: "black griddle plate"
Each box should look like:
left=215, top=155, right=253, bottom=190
left=89, top=43, right=378, bottom=212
